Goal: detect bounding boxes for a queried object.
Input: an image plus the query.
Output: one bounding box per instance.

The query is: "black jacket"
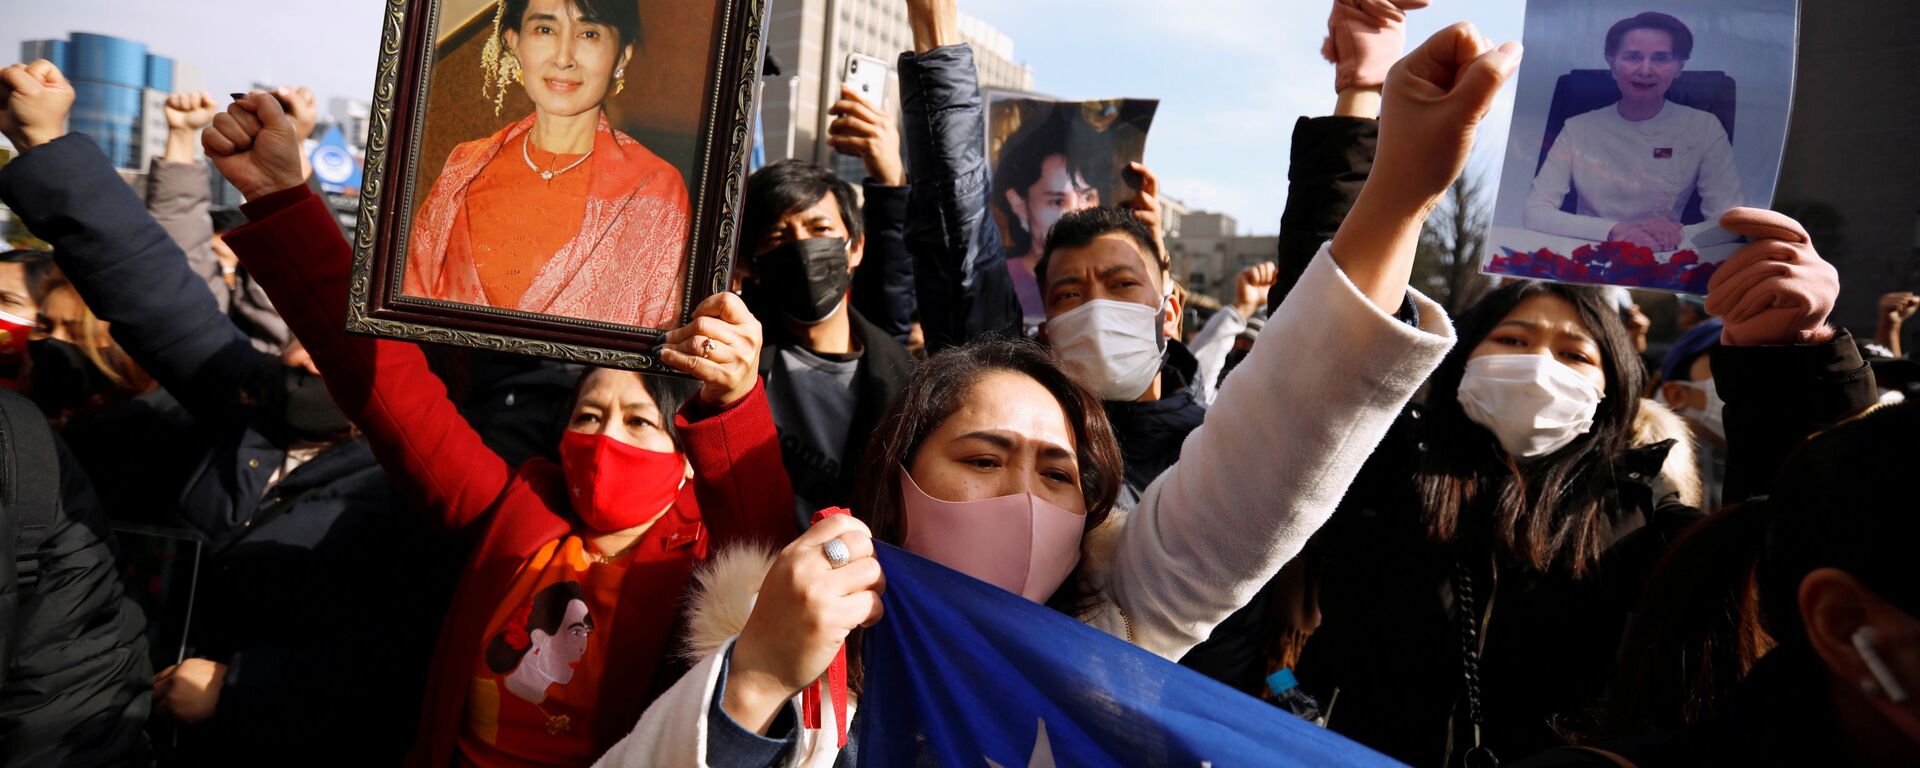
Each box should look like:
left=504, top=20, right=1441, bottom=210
left=897, top=43, right=1025, bottom=353
left=1, top=135, right=463, bottom=764
left=1289, top=333, right=1876, bottom=767
left=1105, top=341, right=1208, bottom=501
left=849, top=181, right=917, bottom=344
left=0, top=389, right=151, bottom=767
left=759, top=308, right=914, bottom=513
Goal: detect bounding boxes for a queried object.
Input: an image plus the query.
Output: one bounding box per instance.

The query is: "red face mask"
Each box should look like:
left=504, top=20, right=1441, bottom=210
left=558, top=430, right=687, bottom=532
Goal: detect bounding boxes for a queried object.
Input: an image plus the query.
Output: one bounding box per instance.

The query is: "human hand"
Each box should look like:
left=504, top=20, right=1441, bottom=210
left=165, top=92, right=219, bottom=132
left=1323, top=0, right=1432, bottom=94
left=270, top=86, right=320, bottom=143
left=0, top=60, right=75, bottom=151
left=1878, top=292, right=1918, bottom=327
left=1611, top=216, right=1682, bottom=250
left=1371, top=24, right=1520, bottom=212
left=154, top=658, right=227, bottom=724
left=827, top=86, right=905, bottom=187
left=1607, top=221, right=1665, bottom=251
left=658, top=291, right=764, bottom=408
left=203, top=92, right=308, bottom=200
left=1234, top=261, right=1278, bottom=319
left=1706, top=208, right=1839, bottom=346
left=724, top=514, right=884, bottom=733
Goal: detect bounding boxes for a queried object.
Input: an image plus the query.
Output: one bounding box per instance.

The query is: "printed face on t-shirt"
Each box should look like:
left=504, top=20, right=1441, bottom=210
left=521, top=597, right=593, bottom=690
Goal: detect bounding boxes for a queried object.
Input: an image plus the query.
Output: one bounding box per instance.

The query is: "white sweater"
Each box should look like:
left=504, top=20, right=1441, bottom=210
left=1525, top=100, right=1742, bottom=247
left=594, top=244, right=1457, bottom=767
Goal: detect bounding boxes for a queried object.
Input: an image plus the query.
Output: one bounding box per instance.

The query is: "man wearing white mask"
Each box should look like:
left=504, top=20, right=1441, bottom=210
left=1657, top=317, right=1727, bottom=508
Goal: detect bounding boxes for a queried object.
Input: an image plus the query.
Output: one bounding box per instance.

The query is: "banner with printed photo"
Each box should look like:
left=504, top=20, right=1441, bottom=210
left=1484, top=0, right=1800, bottom=294
left=985, top=91, right=1157, bottom=328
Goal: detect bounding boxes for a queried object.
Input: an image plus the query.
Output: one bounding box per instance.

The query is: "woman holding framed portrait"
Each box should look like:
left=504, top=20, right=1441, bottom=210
left=402, top=0, right=691, bottom=329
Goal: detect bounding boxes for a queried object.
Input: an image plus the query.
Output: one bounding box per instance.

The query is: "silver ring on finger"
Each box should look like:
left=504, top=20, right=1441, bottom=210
left=822, top=538, right=851, bottom=569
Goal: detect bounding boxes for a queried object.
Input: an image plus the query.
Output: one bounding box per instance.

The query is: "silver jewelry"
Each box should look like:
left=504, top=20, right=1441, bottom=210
left=822, top=538, right=851, bottom=569
left=522, top=133, right=594, bottom=181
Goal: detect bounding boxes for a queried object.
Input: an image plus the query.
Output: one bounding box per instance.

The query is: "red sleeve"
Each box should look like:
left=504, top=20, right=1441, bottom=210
left=675, top=381, right=799, bottom=550
left=223, top=189, right=513, bottom=531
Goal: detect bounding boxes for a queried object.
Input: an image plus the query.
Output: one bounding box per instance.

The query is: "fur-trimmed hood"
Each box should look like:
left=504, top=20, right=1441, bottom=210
left=1633, top=397, right=1704, bottom=509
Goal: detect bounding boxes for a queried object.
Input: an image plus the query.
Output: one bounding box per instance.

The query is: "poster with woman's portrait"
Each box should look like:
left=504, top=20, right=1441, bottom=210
left=1484, top=0, right=1799, bottom=294
left=984, top=92, right=1157, bottom=329
left=345, top=0, right=767, bottom=371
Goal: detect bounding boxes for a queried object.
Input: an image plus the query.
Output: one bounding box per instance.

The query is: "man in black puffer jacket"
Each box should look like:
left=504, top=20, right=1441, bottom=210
left=0, top=387, right=151, bottom=767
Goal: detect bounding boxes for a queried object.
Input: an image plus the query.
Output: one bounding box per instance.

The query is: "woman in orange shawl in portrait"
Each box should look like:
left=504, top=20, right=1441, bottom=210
left=404, top=0, right=690, bottom=329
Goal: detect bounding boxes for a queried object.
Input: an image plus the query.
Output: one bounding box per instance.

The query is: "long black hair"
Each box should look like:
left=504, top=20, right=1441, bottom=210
left=1415, top=280, right=1646, bottom=577
left=1595, top=402, right=1920, bottom=736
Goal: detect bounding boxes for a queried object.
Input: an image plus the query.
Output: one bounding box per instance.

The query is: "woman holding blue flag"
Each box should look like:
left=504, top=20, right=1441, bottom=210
left=593, top=6, right=1522, bottom=764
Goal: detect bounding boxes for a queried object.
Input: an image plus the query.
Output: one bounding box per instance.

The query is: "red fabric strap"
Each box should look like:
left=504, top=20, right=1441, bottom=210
left=802, top=507, right=854, bottom=748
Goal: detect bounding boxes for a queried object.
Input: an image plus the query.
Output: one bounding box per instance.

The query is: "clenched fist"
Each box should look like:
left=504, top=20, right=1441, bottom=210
left=0, top=60, right=75, bottom=151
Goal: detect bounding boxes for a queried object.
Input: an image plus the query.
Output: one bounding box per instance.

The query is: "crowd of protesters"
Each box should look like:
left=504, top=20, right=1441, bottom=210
left=0, top=0, right=1911, bottom=766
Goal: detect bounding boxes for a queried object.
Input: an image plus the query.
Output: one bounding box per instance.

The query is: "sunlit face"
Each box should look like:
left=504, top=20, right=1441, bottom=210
left=526, top=598, right=592, bottom=685
left=1658, top=354, right=1714, bottom=413
left=1468, top=294, right=1610, bottom=394
left=905, top=371, right=1086, bottom=517
left=0, top=264, right=37, bottom=321
left=41, top=287, right=99, bottom=348
left=505, top=0, right=633, bottom=119
left=569, top=369, right=676, bottom=453
left=1608, top=28, right=1684, bottom=106
left=1007, top=154, right=1098, bottom=255
left=1041, top=234, right=1179, bottom=339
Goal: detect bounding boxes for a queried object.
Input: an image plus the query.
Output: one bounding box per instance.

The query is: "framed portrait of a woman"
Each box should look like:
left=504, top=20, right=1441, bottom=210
left=346, top=0, right=767, bottom=371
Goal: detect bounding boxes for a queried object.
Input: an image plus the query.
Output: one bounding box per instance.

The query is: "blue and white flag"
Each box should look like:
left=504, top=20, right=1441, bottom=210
left=858, top=543, right=1401, bottom=767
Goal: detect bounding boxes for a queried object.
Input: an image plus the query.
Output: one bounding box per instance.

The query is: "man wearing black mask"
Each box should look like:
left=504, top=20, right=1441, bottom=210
left=738, top=156, right=914, bottom=528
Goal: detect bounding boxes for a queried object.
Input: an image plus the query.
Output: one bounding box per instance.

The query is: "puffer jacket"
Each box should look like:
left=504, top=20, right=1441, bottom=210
left=1286, top=333, right=1876, bottom=767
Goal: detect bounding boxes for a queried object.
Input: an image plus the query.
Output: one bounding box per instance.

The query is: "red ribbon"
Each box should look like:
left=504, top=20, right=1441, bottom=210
left=802, top=507, right=854, bottom=748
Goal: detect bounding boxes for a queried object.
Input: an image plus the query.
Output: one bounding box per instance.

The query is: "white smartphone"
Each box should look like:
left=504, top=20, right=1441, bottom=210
left=842, top=53, right=890, bottom=110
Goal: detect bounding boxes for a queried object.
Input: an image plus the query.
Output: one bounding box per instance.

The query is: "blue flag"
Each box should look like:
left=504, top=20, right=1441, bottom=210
left=859, top=543, right=1401, bottom=767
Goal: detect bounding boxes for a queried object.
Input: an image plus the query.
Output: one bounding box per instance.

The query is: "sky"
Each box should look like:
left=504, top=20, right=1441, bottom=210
left=6, top=0, right=1526, bottom=233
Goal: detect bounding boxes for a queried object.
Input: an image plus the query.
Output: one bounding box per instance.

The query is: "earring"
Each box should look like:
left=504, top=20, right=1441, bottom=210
left=614, top=68, right=626, bottom=96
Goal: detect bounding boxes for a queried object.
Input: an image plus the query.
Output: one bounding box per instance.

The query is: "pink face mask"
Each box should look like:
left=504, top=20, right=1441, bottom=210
left=898, top=467, right=1086, bottom=603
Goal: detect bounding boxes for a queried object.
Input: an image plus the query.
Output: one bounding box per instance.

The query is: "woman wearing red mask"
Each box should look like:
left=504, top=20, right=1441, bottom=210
left=199, top=93, right=797, bottom=766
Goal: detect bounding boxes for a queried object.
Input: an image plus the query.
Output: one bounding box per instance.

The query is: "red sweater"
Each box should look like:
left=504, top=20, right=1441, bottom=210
left=225, top=187, right=797, bottom=766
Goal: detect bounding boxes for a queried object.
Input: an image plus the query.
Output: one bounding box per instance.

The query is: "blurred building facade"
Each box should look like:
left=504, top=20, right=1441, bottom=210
left=759, top=0, right=1035, bottom=182
left=21, top=33, right=201, bottom=170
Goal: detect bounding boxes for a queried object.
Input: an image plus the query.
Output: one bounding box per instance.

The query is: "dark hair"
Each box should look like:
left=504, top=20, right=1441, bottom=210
left=569, top=368, right=698, bottom=451
left=742, top=160, right=863, bottom=256
left=843, top=337, right=1126, bottom=690
left=1035, top=207, right=1164, bottom=290
left=484, top=580, right=594, bottom=673
left=500, top=0, right=643, bottom=51
left=1415, top=280, right=1647, bottom=578
left=1604, top=12, right=1693, bottom=61
left=1595, top=403, right=1920, bottom=736
left=991, top=109, right=1096, bottom=256
left=0, top=250, right=55, bottom=308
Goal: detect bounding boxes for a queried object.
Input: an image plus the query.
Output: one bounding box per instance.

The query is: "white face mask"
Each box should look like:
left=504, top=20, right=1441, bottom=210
left=1672, top=379, right=1725, bottom=442
left=1457, top=354, right=1605, bottom=458
left=1046, top=298, right=1167, bottom=402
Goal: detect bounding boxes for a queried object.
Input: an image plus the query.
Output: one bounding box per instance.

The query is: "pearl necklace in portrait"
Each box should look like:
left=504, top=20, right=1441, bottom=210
left=523, top=133, right=594, bottom=181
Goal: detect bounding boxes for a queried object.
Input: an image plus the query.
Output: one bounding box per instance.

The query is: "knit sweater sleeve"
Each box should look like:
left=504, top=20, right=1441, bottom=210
left=1105, top=244, right=1456, bottom=660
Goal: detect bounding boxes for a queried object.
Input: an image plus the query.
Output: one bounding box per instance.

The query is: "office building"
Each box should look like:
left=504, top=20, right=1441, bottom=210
left=21, top=33, right=194, bottom=169
left=1165, top=210, right=1276, bottom=302
left=760, top=0, right=1035, bottom=180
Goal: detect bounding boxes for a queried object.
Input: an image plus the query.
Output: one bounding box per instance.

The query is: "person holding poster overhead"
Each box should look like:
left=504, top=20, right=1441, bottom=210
left=1523, top=11, right=1742, bottom=251
left=402, top=0, right=692, bottom=329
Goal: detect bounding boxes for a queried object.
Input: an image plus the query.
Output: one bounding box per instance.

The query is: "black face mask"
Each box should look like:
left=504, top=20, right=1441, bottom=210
left=259, top=367, right=352, bottom=441
left=25, top=338, right=111, bottom=415
left=752, top=238, right=851, bottom=324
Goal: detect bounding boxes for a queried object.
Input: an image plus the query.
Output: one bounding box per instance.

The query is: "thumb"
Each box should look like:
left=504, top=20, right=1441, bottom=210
left=1718, top=207, right=1809, bottom=244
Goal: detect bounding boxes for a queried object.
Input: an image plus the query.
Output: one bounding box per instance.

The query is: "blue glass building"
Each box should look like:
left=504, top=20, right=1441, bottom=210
left=22, top=34, right=176, bottom=169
